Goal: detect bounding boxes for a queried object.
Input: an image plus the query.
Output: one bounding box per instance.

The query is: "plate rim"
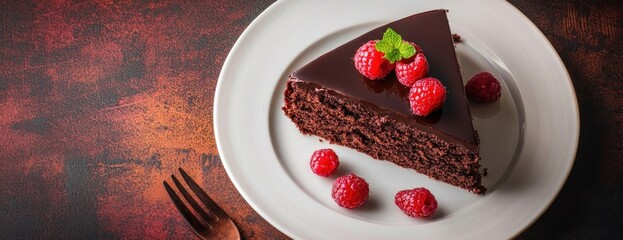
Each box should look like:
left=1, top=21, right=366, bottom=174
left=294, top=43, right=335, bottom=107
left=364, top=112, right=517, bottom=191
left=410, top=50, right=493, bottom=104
left=214, top=0, right=580, bottom=239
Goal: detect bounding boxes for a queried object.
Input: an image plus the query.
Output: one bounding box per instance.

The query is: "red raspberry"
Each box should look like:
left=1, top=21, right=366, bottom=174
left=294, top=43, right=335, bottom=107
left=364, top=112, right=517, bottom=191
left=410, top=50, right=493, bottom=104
left=331, top=174, right=369, bottom=209
left=309, top=149, right=339, bottom=177
left=408, top=77, right=446, bottom=116
left=394, top=187, right=438, bottom=218
left=396, top=52, right=429, bottom=87
left=354, top=40, right=394, bottom=80
left=465, top=72, right=501, bottom=102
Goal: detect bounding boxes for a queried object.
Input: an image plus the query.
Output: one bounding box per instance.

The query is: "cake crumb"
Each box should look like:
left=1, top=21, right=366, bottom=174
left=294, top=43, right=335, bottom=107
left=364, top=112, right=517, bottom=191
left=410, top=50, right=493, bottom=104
left=452, top=33, right=461, bottom=43
left=319, top=139, right=323, bottom=142
left=483, top=168, right=488, bottom=176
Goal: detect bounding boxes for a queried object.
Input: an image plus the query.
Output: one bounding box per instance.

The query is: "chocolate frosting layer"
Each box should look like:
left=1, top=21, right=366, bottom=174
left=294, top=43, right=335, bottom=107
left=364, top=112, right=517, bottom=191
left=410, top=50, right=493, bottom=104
left=292, top=9, right=478, bottom=148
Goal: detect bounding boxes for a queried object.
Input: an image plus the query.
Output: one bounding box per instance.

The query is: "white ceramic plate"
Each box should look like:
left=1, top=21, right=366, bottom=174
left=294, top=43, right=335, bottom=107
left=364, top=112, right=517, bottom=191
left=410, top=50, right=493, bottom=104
left=214, top=0, right=579, bottom=239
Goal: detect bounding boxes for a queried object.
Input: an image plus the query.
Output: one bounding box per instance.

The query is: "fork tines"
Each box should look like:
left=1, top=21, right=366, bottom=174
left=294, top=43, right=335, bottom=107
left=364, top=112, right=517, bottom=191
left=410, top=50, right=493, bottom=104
left=163, top=168, right=235, bottom=238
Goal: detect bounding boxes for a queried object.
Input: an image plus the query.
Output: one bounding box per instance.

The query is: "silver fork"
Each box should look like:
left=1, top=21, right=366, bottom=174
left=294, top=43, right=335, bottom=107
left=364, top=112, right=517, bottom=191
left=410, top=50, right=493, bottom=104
left=164, top=168, right=240, bottom=239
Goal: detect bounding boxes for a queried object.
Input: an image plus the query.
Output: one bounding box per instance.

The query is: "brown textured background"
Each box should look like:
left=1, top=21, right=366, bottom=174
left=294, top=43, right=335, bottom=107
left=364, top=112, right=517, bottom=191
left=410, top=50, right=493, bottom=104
left=0, top=0, right=621, bottom=239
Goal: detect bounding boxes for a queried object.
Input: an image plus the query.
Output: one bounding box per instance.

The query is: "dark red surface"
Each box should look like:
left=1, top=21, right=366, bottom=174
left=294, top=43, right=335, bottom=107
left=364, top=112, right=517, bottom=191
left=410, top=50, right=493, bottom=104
left=0, top=0, right=621, bottom=239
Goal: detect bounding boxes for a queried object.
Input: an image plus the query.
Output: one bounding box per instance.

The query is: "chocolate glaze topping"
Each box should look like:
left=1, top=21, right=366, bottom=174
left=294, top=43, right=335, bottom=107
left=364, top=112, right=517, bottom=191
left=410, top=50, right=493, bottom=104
left=292, top=9, right=478, bottom=149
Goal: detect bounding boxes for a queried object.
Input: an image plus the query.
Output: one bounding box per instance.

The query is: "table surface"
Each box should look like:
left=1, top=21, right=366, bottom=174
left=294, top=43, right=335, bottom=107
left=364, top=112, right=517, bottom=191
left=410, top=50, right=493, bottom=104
left=1, top=0, right=621, bottom=239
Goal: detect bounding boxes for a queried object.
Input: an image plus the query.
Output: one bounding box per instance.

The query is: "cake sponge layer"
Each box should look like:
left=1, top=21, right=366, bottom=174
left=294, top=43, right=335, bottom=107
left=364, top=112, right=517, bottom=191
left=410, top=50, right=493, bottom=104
left=283, top=79, right=485, bottom=194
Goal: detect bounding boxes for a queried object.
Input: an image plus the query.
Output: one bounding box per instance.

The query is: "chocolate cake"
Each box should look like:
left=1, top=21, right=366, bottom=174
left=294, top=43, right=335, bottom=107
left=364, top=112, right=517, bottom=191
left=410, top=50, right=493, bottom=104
left=282, top=10, right=485, bottom=194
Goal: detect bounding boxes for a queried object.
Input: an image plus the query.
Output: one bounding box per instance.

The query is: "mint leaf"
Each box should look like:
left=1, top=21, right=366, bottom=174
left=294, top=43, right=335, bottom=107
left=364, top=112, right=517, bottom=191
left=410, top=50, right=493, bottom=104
left=382, top=28, right=402, bottom=47
left=398, top=41, right=416, bottom=59
left=375, top=40, right=393, bottom=53
left=384, top=50, right=402, bottom=63
left=375, top=28, right=416, bottom=63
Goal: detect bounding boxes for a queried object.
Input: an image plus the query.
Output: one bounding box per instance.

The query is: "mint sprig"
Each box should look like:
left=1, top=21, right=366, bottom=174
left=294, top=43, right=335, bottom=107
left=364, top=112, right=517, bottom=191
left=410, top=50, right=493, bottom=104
left=375, top=28, right=416, bottom=64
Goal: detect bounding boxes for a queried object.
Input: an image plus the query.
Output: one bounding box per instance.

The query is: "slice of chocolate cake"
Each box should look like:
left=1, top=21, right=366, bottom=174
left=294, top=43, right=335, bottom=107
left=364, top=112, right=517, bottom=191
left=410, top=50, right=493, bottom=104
left=282, top=10, right=485, bottom=194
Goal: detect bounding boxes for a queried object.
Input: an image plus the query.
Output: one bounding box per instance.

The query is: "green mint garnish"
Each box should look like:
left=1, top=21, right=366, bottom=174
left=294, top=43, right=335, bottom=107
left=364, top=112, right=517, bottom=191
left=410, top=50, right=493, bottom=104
left=375, top=28, right=416, bottom=64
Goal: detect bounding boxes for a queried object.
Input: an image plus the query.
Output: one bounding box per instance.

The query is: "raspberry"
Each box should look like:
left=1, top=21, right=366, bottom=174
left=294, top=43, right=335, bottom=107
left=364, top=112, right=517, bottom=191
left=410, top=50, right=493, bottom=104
left=331, top=174, right=369, bottom=209
left=354, top=40, right=394, bottom=80
left=394, top=188, right=438, bottom=218
left=465, top=72, right=501, bottom=102
left=309, top=149, right=339, bottom=177
left=396, top=52, right=429, bottom=87
left=408, top=77, right=446, bottom=116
